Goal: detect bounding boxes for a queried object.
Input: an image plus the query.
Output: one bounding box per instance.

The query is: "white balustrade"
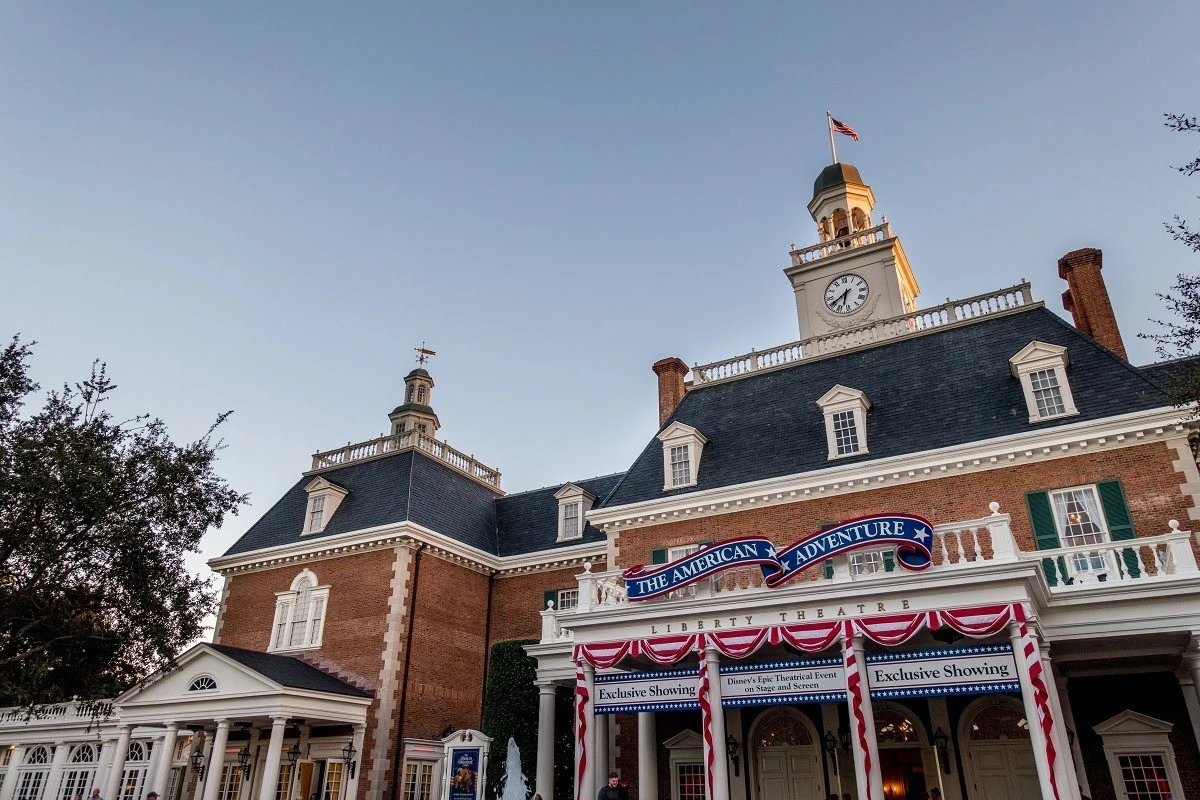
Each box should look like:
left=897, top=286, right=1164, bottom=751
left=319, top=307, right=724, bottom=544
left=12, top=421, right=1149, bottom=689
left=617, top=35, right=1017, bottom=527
left=692, top=282, right=1033, bottom=385
left=311, top=431, right=502, bottom=487
left=1025, top=521, right=1199, bottom=588
left=0, top=699, right=115, bottom=725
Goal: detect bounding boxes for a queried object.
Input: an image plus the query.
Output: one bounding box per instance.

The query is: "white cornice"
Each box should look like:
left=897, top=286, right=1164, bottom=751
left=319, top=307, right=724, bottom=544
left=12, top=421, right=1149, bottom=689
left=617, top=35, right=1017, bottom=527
left=587, top=406, right=1195, bottom=532
left=208, top=519, right=606, bottom=578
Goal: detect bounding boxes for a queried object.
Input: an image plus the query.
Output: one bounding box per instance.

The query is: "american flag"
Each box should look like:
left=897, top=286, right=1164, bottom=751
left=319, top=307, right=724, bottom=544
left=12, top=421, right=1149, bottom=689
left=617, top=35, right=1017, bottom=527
left=830, top=116, right=860, bottom=141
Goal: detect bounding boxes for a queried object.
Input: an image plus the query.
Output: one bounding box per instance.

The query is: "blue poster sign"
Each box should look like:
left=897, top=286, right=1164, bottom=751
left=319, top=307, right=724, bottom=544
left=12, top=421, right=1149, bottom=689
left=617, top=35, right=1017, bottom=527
left=447, top=749, right=479, bottom=800
left=622, top=514, right=934, bottom=601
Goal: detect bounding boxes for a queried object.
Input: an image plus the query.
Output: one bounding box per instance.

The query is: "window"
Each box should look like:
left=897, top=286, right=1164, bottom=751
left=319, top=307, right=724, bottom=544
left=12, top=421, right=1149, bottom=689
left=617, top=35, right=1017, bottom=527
left=274, top=763, right=294, bottom=800
left=831, top=410, right=860, bottom=455
left=401, top=761, right=434, bottom=800
left=301, top=478, right=348, bottom=536
left=849, top=549, right=884, bottom=576
left=656, top=422, right=707, bottom=491
left=670, top=445, right=691, bottom=486
left=556, top=588, right=579, bottom=611
left=25, top=747, right=49, bottom=765
left=188, top=675, right=218, bottom=692
left=1051, top=486, right=1109, bottom=574
left=269, top=569, right=330, bottom=652
left=676, top=764, right=704, bottom=800
left=215, top=763, right=241, bottom=800
left=1028, top=479, right=1137, bottom=586
left=816, top=385, right=871, bottom=460
left=1095, top=710, right=1186, bottom=800
left=1009, top=340, right=1079, bottom=423
left=554, top=483, right=596, bottom=542
left=59, top=746, right=98, bottom=800
left=322, top=762, right=344, bottom=800
left=416, top=386, right=426, bottom=404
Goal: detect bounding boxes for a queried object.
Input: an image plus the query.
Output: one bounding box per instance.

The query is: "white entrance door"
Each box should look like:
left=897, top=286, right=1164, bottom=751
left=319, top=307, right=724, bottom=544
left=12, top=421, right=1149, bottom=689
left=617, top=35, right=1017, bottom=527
left=756, top=747, right=820, bottom=800
left=967, top=742, right=1039, bottom=800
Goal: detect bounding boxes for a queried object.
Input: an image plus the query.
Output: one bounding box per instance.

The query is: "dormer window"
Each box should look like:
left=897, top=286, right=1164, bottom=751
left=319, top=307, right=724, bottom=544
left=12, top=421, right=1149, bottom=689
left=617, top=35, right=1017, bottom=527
left=554, top=483, right=596, bottom=542
left=1009, top=341, right=1078, bottom=423
left=817, top=385, right=871, bottom=460
left=656, top=422, right=707, bottom=491
left=302, top=477, right=349, bottom=535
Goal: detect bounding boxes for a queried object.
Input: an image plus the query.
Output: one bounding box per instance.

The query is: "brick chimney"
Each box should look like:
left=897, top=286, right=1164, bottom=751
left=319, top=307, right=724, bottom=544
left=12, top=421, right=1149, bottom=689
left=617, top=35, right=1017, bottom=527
left=1058, top=247, right=1127, bottom=359
left=652, top=357, right=689, bottom=427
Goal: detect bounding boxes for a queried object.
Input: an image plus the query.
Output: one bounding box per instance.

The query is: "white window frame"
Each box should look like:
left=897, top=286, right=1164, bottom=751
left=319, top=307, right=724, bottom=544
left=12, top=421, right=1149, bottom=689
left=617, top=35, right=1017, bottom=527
left=1094, top=710, right=1186, bottom=800
left=656, top=422, right=707, bottom=491
left=1009, top=340, right=1079, bottom=423
left=816, top=384, right=871, bottom=460
left=1049, top=484, right=1113, bottom=578
left=556, top=588, right=579, bottom=611
left=554, top=483, right=596, bottom=542
left=663, top=730, right=704, bottom=800
left=268, top=568, right=331, bottom=653
left=301, top=478, right=349, bottom=536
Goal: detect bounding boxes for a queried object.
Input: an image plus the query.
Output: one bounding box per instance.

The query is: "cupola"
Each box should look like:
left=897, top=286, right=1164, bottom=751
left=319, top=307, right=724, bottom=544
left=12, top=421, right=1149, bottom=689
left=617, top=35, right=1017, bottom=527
left=388, top=368, right=440, bottom=438
left=809, top=162, right=876, bottom=241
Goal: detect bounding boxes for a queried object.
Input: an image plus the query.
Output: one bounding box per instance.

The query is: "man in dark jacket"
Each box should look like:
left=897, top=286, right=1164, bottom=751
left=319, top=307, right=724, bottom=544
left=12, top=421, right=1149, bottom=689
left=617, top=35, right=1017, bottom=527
left=597, top=773, right=628, bottom=800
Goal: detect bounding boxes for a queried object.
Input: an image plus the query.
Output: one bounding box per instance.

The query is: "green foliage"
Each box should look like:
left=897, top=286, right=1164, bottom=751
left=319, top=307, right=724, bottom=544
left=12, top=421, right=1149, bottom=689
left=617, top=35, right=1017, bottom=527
left=0, top=337, right=245, bottom=707
left=481, top=639, right=539, bottom=800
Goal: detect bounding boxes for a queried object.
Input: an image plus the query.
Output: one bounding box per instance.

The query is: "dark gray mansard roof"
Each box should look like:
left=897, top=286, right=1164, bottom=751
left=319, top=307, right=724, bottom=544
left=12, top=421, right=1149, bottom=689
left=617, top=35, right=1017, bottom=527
left=600, top=306, right=1170, bottom=509
left=225, top=305, right=1178, bottom=561
left=209, top=644, right=372, bottom=697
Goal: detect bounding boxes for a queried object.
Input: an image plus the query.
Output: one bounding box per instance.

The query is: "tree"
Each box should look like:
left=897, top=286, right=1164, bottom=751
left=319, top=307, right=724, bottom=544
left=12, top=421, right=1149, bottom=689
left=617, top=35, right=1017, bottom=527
left=1142, top=114, right=1200, bottom=409
left=0, top=337, right=245, bottom=708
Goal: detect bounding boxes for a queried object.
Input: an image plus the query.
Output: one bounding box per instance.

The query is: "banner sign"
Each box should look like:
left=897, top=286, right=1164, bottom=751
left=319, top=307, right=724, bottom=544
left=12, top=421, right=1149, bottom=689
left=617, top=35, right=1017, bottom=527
left=865, top=644, right=1020, bottom=699
left=447, top=749, right=480, bottom=800
left=593, top=646, right=1018, bottom=714
left=622, top=514, right=934, bottom=601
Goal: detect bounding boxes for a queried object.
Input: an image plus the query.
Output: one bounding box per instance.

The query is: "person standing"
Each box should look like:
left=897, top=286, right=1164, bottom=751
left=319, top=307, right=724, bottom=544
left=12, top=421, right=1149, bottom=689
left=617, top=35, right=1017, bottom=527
left=89, top=789, right=103, bottom=800
left=596, top=774, right=628, bottom=800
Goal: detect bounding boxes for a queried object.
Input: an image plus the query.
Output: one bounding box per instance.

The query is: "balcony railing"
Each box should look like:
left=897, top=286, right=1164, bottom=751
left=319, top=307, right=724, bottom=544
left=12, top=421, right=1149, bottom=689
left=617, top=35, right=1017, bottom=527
left=789, top=222, right=893, bottom=266
left=691, top=282, right=1034, bottom=386
left=538, top=507, right=1199, bottom=643
left=0, top=699, right=115, bottom=726
left=311, top=430, right=501, bottom=488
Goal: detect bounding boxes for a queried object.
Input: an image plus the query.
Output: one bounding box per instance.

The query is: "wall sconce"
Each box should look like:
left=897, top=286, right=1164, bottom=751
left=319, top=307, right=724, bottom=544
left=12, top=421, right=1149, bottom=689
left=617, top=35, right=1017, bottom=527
left=237, top=745, right=253, bottom=781
left=286, top=743, right=302, bottom=769
left=725, top=735, right=740, bottom=778
left=822, top=731, right=839, bottom=775
left=189, top=747, right=206, bottom=781
left=932, top=727, right=951, bottom=774
left=343, top=741, right=358, bottom=779
left=839, top=726, right=851, bottom=753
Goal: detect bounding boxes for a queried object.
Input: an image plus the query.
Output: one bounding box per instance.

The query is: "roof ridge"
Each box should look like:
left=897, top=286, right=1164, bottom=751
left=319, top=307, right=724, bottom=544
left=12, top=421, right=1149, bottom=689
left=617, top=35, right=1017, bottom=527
left=1036, top=309, right=1167, bottom=394
left=496, top=470, right=627, bottom=499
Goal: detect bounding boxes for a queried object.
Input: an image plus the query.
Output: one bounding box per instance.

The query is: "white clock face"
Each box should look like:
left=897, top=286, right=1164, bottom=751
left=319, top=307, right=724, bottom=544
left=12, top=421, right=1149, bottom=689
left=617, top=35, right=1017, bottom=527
left=824, top=274, right=869, bottom=315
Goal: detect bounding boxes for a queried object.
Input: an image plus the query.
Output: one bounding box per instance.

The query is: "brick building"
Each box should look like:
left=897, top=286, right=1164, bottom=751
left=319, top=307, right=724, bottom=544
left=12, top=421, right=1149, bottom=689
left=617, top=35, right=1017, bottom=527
left=3, top=161, right=1200, bottom=800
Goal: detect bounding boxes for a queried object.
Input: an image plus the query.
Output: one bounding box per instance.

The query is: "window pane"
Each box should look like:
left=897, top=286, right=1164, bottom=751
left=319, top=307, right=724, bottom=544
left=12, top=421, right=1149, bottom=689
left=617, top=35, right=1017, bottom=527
left=1051, top=487, right=1108, bottom=572
left=557, top=589, right=579, bottom=611
left=832, top=410, right=860, bottom=455
left=849, top=550, right=883, bottom=575
left=323, top=762, right=344, bottom=800
left=677, top=763, right=705, bottom=800
left=670, top=445, right=691, bottom=486
left=562, top=503, right=580, bottom=538
left=1118, top=754, right=1172, bottom=800
left=309, top=597, right=326, bottom=646
left=1030, top=369, right=1066, bottom=417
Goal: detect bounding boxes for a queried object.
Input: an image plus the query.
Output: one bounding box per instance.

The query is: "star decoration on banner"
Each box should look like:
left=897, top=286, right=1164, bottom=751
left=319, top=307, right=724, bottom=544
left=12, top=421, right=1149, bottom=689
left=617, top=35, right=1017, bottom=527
left=914, top=526, right=931, bottom=541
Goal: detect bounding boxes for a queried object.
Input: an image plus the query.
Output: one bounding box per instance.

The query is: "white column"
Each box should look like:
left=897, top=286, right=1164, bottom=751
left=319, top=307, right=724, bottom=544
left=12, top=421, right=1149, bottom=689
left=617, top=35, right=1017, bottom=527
left=637, top=713, right=656, bottom=800
left=1178, top=664, right=1200, bottom=765
left=201, top=722, right=230, bottom=800
left=257, top=718, right=288, bottom=800
left=0, top=746, right=26, bottom=800
left=1009, top=622, right=1058, bottom=800
left=535, top=683, right=556, bottom=800
left=45, top=740, right=72, bottom=800
left=103, top=728, right=133, bottom=800
left=819, top=703, right=844, bottom=799
left=844, top=635, right=883, bottom=800
left=594, top=715, right=610, bottom=786
left=143, top=734, right=167, bottom=800
left=152, top=724, right=180, bottom=795
left=704, top=647, right=730, bottom=800
left=1039, top=647, right=1082, bottom=800
left=579, top=663, right=596, bottom=800
left=343, top=724, right=366, bottom=800
left=926, top=699, right=961, bottom=800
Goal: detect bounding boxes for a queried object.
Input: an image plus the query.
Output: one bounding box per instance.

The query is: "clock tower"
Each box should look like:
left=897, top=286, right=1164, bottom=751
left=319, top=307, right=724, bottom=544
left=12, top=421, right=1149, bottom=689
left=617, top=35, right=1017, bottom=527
left=784, top=162, right=919, bottom=339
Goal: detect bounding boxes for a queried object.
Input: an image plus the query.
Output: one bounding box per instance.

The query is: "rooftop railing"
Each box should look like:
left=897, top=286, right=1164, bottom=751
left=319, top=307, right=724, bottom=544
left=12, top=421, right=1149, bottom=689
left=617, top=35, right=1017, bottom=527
left=691, top=282, right=1034, bottom=385
left=311, top=430, right=502, bottom=488
left=789, top=222, right=893, bottom=266
left=0, top=699, right=115, bottom=726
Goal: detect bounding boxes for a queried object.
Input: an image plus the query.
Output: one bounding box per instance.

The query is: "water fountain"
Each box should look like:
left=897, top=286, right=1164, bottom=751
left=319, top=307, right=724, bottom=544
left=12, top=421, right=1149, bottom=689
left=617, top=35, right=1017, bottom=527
left=497, top=737, right=530, bottom=800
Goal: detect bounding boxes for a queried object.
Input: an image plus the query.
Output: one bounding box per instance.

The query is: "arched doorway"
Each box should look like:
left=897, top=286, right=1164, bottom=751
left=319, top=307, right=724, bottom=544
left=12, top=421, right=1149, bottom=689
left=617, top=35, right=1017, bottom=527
left=750, top=710, right=823, bottom=800
left=874, top=703, right=931, bottom=800
left=959, top=696, right=1039, bottom=800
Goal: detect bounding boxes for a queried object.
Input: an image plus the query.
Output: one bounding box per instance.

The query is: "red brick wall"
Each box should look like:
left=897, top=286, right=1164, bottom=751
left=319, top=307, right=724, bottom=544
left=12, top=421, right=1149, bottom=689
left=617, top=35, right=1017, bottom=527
left=489, top=566, right=586, bottom=642
left=613, top=443, right=1193, bottom=569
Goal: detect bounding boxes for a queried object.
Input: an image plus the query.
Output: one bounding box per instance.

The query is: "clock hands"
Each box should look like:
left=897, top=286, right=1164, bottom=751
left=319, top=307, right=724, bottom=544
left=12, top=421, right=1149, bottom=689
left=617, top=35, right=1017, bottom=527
left=833, top=287, right=852, bottom=309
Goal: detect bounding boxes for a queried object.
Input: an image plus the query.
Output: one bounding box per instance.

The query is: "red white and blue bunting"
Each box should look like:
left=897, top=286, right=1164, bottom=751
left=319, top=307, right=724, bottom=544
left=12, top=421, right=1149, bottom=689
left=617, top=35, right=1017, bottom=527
left=573, top=603, right=1055, bottom=800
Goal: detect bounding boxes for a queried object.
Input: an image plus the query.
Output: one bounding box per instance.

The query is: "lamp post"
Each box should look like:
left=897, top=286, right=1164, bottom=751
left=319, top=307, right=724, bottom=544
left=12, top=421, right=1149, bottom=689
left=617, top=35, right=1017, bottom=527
left=190, top=747, right=206, bottom=782
left=932, top=727, right=951, bottom=774
left=725, top=735, right=740, bottom=778
left=822, top=731, right=839, bottom=775
left=286, top=744, right=302, bottom=769
left=237, top=745, right=253, bottom=781
left=342, top=741, right=358, bottom=780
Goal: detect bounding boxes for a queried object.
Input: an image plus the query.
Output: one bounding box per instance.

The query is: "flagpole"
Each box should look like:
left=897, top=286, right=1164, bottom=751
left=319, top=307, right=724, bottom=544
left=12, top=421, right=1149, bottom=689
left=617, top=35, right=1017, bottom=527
left=826, top=111, right=837, bottom=164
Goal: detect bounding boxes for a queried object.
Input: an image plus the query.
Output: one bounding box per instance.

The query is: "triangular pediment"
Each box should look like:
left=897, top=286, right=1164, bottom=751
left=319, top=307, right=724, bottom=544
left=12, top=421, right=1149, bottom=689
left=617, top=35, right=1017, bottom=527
left=554, top=482, right=596, bottom=502
left=1009, top=340, right=1069, bottom=373
left=116, top=644, right=281, bottom=705
left=304, top=476, right=349, bottom=495
left=816, top=384, right=870, bottom=408
left=657, top=421, right=707, bottom=444
left=1094, top=709, right=1174, bottom=736
left=664, top=729, right=703, bottom=750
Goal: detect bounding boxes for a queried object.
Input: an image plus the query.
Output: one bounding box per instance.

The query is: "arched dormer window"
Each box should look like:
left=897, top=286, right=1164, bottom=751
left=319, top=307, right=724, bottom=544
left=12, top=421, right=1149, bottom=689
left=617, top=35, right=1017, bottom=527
left=188, top=675, right=218, bottom=692
left=269, top=569, right=329, bottom=652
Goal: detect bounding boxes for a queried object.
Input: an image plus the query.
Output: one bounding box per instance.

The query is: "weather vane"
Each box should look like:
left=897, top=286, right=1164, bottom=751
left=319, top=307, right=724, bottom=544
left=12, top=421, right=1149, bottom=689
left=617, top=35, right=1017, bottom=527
left=414, top=342, right=436, bottom=366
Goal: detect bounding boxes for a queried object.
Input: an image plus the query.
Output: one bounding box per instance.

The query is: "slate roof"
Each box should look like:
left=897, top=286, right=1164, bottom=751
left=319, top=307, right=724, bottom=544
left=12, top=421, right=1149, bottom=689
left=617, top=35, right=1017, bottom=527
left=600, top=306, right=1170, bottom=509
left=493, top=473, right=625, bottom=557
left=208, top=644, right=372, bottom=698
left=1138, top=354, right=1200, bottom=389
left=223, top=449, right=499, bottom=556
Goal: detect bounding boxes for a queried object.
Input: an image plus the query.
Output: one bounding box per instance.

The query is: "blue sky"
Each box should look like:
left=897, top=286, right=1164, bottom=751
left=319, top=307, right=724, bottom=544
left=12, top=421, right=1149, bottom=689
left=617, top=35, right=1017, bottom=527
left=2, top=3, right=1198, bottom=590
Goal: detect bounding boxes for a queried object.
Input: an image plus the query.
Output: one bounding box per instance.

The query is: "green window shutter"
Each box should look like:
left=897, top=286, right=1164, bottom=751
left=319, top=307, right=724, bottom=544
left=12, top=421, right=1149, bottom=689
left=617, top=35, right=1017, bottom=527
left=1097, top=479, right=1139, bottom=577
left=882, top=551, right=896, bottom=572
left=823, top=559, right=834, bottom=580
left=543, top=590, right=558, bottom=610
left=1026, top=490, right=1065, bottom=586
left=651, top=548, right=668, bottom=565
